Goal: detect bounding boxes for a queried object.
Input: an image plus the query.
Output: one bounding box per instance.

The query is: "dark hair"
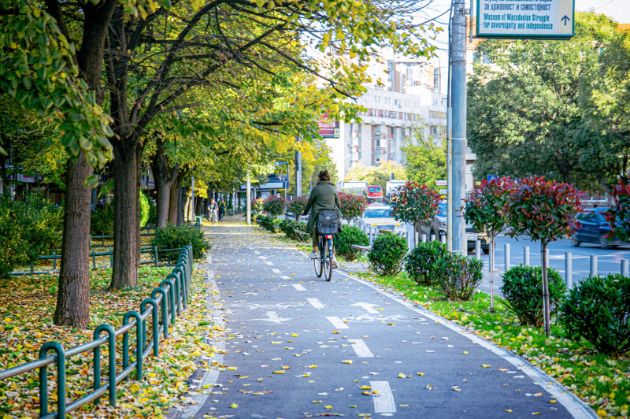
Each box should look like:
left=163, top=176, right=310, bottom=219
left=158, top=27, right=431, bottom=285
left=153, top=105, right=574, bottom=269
left=318, top=170, right=330, bottom=181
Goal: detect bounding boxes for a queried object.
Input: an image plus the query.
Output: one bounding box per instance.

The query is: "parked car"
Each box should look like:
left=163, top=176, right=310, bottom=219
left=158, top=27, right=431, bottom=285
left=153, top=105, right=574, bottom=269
left=572, top=208, right=626, bottom=249
left=355, top=203, right=401, bottom=233
left=366, top=185, right=383, bottom=203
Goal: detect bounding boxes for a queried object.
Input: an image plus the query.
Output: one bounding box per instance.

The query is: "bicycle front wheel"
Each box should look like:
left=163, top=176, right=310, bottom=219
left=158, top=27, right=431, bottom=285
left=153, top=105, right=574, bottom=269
left=323, top=239, right=333, bottom=282
left=313, top=238, right=323, bottom=278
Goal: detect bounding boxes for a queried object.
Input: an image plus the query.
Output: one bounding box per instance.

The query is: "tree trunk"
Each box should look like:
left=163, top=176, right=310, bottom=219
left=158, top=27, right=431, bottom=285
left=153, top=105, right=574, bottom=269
left=541, top=242, right=551, bottom=337
left=54, top=153, right=92, bottom=328
left=168, top=175, right=181, bottom=225
left=150, top=137, right=178, bottom=228
left=53, top=0, right=116, bottom=327
left=110, top=140, right=140, bottom=289
left=177, top=186, right=185, bottom=225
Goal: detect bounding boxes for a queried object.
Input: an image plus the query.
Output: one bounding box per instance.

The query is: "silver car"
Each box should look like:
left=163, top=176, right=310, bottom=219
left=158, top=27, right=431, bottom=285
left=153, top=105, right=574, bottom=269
left=355, top=203, right=402, bottom=233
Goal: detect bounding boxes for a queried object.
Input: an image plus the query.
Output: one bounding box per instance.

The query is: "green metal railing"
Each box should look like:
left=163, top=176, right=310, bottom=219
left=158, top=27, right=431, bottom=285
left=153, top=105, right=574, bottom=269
left=0, top=245, right=194, bottom=418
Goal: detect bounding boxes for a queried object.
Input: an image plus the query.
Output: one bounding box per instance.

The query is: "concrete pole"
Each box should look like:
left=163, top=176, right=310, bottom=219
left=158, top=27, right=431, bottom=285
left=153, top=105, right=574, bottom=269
left=246, top=173, right=251, bottom=225
left=295, top=150, right=302, bottom=196
left=449, top=0, right=468, bottom=255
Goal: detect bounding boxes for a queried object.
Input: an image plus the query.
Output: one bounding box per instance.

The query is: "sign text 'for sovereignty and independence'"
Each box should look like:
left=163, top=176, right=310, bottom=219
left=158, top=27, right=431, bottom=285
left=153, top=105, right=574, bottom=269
left=476, top=0, right=575, bottom=39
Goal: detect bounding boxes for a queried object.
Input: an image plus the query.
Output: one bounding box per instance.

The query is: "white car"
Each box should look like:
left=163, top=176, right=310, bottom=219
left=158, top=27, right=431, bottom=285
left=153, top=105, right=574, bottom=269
left=355, top=203, right=402, bottom=234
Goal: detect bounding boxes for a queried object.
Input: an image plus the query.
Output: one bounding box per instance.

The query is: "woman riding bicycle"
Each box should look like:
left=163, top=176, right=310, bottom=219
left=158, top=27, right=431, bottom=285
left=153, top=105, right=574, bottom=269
left=302, top=170, right=342, bottom=266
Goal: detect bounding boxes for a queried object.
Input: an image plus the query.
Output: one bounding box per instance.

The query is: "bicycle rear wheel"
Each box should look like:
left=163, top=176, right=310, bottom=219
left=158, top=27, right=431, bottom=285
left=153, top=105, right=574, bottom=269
left=323, top=238, right=333, bottom=281
left=313, top=236, right=323, bottom=278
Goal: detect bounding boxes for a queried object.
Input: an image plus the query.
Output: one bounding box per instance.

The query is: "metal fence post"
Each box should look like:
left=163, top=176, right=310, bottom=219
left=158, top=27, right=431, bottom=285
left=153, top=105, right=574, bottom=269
left=504, top=243, right=510, bottom=271
left=590, top=255, right=598, bottom=277
left=621, top=259, right=629, bottom=277
left=524, top=246, right=530, bottom=266
left=93, top=324, right=116, bottom=406
left=152, top=287, right=169, bottom=338
left=52, top=251, right=57, bottom=270
left=565, top=252, right=573, bottom=290
left=141, top=298, right=159, bottom=357
left=123, top=311, right=144, bottom=380
left=39, top=342, right=66, bottom=418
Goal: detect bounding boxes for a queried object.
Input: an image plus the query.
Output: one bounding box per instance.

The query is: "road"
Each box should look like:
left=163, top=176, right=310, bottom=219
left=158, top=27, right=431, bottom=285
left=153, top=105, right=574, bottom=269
left=171, top=223, right=593, bottom=419
left=472, top=236, right=629, bottom=295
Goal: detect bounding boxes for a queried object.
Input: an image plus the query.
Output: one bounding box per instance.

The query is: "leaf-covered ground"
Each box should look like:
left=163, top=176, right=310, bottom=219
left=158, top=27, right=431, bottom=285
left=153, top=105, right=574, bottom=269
left=0, top=265, right=214, bottom=417
left=354, top=271, right=629, bottom=418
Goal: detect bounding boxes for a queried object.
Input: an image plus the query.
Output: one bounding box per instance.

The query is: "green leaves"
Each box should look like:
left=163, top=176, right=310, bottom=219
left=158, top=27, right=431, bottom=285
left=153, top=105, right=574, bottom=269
left=390, top=181, right=441, bottom=225
left=0, top=1, right=113, bottom=167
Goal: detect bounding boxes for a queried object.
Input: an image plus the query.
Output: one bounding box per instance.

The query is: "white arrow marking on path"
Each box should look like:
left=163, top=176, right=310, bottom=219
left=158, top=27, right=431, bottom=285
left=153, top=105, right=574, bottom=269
left=281, top=275, right=290, bottom=280
left=293, top=284, right=306, bottom=292
left=349, top=338, right=374, bottom=358
left=370, top=381, right=396, bottom=414
left=258, top=256, right=267, bottom=260
left=272, top=268, right=281, bottom=274
left=254, top=250, right=260, bottom=255
left=253, top=311, right=292, bottom=324
left=307, top=298, right=324, bottom=309
left=265, top=261, right=274, bottom=266
left=352, top=302, right=380, bottom=314
left=326, top=316, right=349, bottom=329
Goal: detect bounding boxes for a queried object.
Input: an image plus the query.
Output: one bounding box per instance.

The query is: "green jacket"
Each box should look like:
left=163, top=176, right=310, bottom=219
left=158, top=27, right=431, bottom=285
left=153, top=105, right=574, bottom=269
left=303, top=181, right=342, bottom=232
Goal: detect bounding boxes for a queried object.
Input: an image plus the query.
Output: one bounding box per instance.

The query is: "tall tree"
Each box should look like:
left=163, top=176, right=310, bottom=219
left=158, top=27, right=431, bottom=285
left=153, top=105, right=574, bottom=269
left=468, top=12, right=629, bottom=191
left=402, top=136, right=446, bottom=188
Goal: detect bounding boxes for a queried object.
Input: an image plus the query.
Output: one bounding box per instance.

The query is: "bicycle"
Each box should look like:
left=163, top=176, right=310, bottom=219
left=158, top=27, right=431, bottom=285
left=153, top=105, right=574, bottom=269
left=312, top=210, right=339, bottom=281
left=313, top=231, right=335, bottom=281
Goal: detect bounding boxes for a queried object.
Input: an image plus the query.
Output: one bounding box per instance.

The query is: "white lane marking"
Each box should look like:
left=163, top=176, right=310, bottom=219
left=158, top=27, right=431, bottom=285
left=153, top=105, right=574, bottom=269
left=281, top=275, right=291, bottom=280
left=293, top=284, right=306, bottom=292
left=370, top=381, right=396, bottom=414
left=265, top=261, right=274, bottom=266
left=326, top=316, right=348, bottom=329
left=335, top=269, right=597, bottom=418
left=352, top=302, right=379, bottom=314
left=258, top=255, right=267, bottom=260
left=272, top=268, right=281, bottom=274
left=254, top=250, right=260, bottom=254
left=348, top=338, right=374, bottom=358
left=253, top=311, right=291, bottom=324
left=307, top=298, right=324, bottom=309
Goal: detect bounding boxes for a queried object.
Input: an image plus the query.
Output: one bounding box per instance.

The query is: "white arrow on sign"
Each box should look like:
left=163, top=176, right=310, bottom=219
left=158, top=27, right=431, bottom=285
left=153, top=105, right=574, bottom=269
left=352, top=302, right=380, bottom=314
left=253, top=311, right=292, bottom=324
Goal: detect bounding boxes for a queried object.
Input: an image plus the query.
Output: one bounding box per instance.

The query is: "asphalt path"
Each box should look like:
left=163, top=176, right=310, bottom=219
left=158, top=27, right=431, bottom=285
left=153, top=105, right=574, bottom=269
left=172, top=223, right=594, bottom=419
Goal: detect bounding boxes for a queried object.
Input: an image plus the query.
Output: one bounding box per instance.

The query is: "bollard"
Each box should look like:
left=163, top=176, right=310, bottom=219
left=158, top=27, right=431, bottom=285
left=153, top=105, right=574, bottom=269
left=621, top=259, right=629, bottom=277
left=590, top=255, right=598, bottom=277
left=475, top=240, right=481, bottom=259
left=523, top=246, right=530, bottom=266
left=421, top=234, right=427, bottom=243
left=504, top=243, right=510, bottom=271
left=565, top=252, right=573, bottom=290
left=440, top=233, right=446, bottom=244
left=430, top=233, right=435, bottom=242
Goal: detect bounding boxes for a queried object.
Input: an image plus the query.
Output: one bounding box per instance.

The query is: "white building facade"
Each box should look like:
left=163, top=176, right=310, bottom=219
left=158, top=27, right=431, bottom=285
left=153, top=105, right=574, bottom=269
left=323, top=59, right=447, bottom=180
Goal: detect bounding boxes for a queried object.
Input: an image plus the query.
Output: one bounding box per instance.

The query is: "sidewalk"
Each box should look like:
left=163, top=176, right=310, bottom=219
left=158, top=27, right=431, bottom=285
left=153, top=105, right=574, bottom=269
left=171, top=222, right=594, bottom=418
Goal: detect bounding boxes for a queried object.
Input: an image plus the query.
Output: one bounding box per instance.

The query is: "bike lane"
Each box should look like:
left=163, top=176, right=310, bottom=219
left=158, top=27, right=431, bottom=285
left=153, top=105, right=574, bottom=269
left=172, top=223, right=594, bottom=419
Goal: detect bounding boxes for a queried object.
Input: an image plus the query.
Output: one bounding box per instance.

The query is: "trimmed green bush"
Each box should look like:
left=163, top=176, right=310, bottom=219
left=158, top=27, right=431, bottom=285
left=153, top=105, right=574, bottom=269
left=257, top=215, right=281, bottom=233
left=0, top=195, right=63, bottom=277
left=152, top=225, right=209, bottom=262
left=404, top=241, right=448, bottom=285
left=501, top=265, right=566, bottom=326
left=560, top=274, right=629, bottom=357
left=334, top=226, right=369, bottom=260
left=435, top=254, right=483, bottom=300
left=368, top=232, right=407, bottom=275
left=263, top=195, right=286, bottom=216
left=279, top=219, right=308, bottom=241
